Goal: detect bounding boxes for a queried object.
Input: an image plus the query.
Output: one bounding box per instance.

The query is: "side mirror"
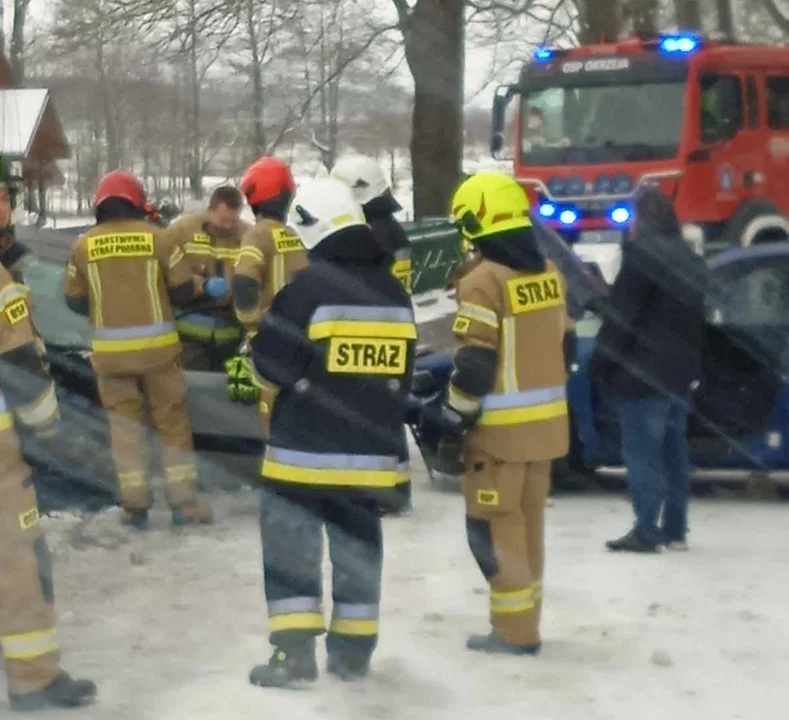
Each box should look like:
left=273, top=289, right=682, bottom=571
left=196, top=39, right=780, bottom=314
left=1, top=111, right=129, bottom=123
left=491, top=86, right=514, bottom=159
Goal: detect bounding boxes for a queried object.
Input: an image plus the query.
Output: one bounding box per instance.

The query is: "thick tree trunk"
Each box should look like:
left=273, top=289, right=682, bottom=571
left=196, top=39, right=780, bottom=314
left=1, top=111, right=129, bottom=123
left=716, top=0, right=734, bottom=36
left=10, top=0, right=31, bottom=84
left=97, top=41, right=121, bottom=170
left=402, top=0, right=464, bottom=219
left=627, top=0, right=660, bottom=35
left=674, top=0, right=702, bottom=29
left=578, top=0, right=622, bottom=43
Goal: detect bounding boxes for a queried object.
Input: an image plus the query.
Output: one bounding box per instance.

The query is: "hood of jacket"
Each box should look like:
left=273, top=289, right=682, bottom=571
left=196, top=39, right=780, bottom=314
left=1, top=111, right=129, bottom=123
left=309, top=225, right=390, bottom=265
left=475, top=226, right=546, bottom=273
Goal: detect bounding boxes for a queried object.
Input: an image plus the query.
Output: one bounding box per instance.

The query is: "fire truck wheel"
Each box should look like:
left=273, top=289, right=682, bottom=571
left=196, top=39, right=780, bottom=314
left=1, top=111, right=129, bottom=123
left=724, top=199, right=789, bottom=248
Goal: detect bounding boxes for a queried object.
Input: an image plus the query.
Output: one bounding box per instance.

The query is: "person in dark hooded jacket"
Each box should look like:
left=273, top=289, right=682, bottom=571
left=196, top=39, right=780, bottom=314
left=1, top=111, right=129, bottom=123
left=434, top=172, right=570, bottom=656
left=590, top=187, right=707, bottom=553
left=247, top=178, right=416, bottom=688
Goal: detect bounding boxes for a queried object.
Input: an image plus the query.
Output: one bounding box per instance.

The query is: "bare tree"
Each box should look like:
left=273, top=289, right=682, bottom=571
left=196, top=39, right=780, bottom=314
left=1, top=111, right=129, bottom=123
left=674, top=0, right=702, bottom=28
left=392, top=0, right=464, bottom=219
left=576, top=0, right=623, bottom=42
left=10, top=0, right=33, bottom=83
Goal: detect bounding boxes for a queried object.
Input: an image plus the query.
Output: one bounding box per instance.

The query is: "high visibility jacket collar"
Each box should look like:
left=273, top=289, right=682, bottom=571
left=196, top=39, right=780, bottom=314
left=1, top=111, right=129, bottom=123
left=476, top=227, right=546, bottom=273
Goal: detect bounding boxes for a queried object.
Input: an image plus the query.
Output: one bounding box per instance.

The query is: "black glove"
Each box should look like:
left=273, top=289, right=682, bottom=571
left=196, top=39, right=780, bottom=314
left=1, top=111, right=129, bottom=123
left=405, top=394, right=422, bottom=426
left=433, top=406, right=472, bottom=477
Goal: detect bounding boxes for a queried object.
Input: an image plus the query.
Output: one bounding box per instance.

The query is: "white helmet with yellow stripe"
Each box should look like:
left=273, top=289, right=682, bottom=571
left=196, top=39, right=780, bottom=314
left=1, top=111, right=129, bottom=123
left=286, top=178, right=368, bottom=250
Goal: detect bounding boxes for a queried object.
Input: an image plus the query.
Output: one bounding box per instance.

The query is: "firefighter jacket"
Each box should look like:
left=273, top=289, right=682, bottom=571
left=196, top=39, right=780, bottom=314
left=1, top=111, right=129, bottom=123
left=166, top=211, right=251, bottom=344
left=0, top=264, right=60, bottom=451
left=368, top=214, right=412, bottom=295
left=249, top=226, right=416, bottom=505
left=232, top=217, right=308, bottom=331
left=63, top=219, right=196, bottom=375
left=446, top=229, right=569, bottom=462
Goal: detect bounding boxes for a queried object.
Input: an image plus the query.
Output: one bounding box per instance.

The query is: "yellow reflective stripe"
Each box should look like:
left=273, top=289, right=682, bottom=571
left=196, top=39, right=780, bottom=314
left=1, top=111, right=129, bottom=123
left=183, top=243, right=213, bottom=256
left=262, top=460, right=408, bottom=488
left=235, top=306, right=260, bottom=325
left=479, top=400, right=568, bottom=427
left=92, top=332, right=180, bottom=353
left=147, top=260, right=163, bottom=324
left=237, top=246, right=264, bottom=264
left=501, top=316, right=518, bottom=393
left=0, top=410, right=14, bottom=431
left=447, top=385, right=481, bottom=415
left=16, top=383, right=58, bottom=428
left=490, top=587, right=535, bottom=615
left=168, top=246, right=185, bottom=269
left=329, top=619, right=378, bottom=636
left=308, top=320, right=417, bottom=341
left=457, top=301, right=499, bottom=329
left=1, top=628, right=59, bottom=661
left=87, top=263, right=103, bottom=327
left=175, top=321, right=241, bottom=342
left=164, top=464, right=197, bottom=483
left=268, top=613, right=325, bottom=632
left=273, top=253, right=284, bottom=293
left=215, top=247, right=240, bottom=261
left=118, top=470, right=146, bottom=489
left=0, top=282, right=28, bottom=307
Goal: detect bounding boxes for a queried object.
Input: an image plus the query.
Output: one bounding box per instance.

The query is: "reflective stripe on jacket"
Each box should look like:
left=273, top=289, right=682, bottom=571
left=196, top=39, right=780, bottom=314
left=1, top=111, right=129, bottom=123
left=449, top=258, right=570, bottom=462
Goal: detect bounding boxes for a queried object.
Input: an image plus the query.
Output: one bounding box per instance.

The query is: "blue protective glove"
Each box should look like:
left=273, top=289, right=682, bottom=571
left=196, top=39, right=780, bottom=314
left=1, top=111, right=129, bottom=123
left=204, top=276, right=228, bottom=298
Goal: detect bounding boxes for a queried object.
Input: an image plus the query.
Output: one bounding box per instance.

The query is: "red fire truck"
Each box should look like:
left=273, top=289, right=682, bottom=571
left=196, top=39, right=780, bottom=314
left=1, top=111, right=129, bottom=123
left=491, top=33, right=789, bottom=258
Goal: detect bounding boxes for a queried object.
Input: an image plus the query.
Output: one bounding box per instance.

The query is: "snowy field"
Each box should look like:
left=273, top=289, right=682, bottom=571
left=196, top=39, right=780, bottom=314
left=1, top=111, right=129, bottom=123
left=3, top=442, right=788, bottom=719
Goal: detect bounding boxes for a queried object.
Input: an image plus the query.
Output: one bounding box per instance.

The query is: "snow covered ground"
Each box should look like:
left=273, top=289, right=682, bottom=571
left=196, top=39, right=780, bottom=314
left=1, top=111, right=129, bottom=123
left=3, top=445, right=788, bottom=719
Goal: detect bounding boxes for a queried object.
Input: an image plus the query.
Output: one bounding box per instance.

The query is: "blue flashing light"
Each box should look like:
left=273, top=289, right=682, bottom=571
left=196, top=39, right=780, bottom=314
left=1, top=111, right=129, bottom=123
left=538, top=201, right=556, bottom=218
left=610, top=206, right=631, bottom=225
left=559, top=209, right=578, bottom=226
left=533, top=46, right=554, bottom=62
left=658, top=34, right=700, bottom=55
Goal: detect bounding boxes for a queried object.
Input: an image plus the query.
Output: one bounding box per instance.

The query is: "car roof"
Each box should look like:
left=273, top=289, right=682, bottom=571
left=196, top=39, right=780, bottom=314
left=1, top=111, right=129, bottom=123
left=708, top=243, right=789, bottom=269
left=14, top=225, right=77, bottom=264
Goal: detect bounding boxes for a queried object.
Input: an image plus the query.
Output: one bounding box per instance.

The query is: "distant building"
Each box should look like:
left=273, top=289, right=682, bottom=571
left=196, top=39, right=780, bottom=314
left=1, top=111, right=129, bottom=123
left=0, top=53, right=69, bottom=193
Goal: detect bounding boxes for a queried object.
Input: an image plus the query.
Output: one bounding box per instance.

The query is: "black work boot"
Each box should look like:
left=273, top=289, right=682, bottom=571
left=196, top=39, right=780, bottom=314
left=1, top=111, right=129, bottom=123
left=606, top=527, right=664, bottom=554
left=249, top=640, right=318, bottom=689
left=466, top=632, right=541, bottom=656
left=171, top=502, right=213, bottom=527
left=9, top=671, right=97, bottom=711
left=121, top=509, right=149, bottom=531
left=326, top=651, right=371, bottom=681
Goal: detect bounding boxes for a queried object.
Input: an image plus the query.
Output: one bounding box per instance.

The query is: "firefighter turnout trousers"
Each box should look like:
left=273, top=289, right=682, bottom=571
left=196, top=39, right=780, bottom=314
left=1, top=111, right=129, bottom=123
left=0, top=402, right=60, bottom=695
left=260, top=486, right=382, bottom=659
left=463, top=453, right=550, bottom=646
left=98, top=361, right=198, bottom=511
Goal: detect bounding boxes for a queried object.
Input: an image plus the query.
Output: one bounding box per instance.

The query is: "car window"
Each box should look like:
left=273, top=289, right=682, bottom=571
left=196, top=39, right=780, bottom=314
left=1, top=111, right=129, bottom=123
left=708, top=258, right=789, bottom=367
left=708, top=262, right=789, bottom=326
left=22, top=256, right=93, bottom=348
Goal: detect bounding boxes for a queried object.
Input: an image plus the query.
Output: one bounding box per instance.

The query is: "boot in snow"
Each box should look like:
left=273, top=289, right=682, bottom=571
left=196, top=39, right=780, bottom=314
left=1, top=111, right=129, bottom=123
left=326, top=652, right=371, bottom=681
left=606, top=527, right=663, bottom=554
left=171, top=502, right=213, bottom=527
left=9, top=671, right=97, bottom=711
left=249, top=641, right=318, bottom=688
left=466, top=632, right=541, bottom=656
left=121, top=509, right=149, bottom=531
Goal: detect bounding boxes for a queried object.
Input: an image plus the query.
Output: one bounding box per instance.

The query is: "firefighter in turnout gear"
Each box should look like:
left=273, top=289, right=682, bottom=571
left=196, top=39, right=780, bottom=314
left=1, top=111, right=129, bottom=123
left=230, top=157, right=307, bottom=432
left=330, top=155, right=413, bottom=514
left=0, top=262, right=97, bottom=710
left=165, top=186, right=251, bottom=371
left=247, top=178, right=416, bottom=688
left=63, top=170, right=213, bottom=529
left=440, top=172, right=569, bottom=655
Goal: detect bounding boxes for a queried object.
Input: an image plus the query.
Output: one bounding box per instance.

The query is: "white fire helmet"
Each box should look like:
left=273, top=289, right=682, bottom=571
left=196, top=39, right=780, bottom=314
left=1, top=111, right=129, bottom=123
left=329, top=155, right=391, bottom=207
left=286, top=177, right=368, bottom=251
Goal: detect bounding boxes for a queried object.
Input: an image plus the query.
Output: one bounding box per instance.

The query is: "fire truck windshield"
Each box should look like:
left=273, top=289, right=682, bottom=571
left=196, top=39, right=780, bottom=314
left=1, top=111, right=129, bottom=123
left=521, top=80, right=686, bottom=166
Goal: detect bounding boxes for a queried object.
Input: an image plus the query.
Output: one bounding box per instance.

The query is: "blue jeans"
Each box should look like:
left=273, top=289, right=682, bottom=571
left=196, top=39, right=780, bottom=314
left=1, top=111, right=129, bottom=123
left=617, top=396, right=690, bottom=544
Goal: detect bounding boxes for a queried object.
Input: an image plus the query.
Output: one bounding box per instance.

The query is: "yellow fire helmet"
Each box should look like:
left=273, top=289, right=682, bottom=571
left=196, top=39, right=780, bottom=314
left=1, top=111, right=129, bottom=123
left=450, top=172, right=531, bottom=244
